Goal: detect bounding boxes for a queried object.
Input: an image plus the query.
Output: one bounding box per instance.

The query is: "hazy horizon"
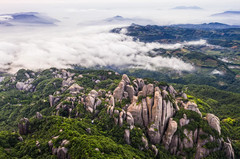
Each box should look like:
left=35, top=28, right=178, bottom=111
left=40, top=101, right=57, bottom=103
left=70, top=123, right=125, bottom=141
left=0, top=0, right=239, bottom=73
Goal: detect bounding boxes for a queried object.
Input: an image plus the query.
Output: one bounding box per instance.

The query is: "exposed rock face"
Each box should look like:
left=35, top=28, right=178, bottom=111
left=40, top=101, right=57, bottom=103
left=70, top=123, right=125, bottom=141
left=113, top=74, right=130, bottom=101
left=16, top=78, right=34, bottom=92
left=57, top=147, right=69, bottom=159
left=108, top=74, right=235, bottom=159
left=142, top=136, right=149, bottom=149
left=49, top=95, right=61, bottom=107
left=18, top=118, right=30, bottom=135
left=224, top=138, right=235, bottom=159
left=126, top=85, right=134, bottom=101
left=68, top=83, right=83, bottom=95
left=85, top=90, right=101, bottom=113
left=162, top=118, right=178, bottom=149
left=185, top=102, right=202, bottom=117
left=206, top=113, right=221, bottom=135
left=179, top=114, right=189, bottom=127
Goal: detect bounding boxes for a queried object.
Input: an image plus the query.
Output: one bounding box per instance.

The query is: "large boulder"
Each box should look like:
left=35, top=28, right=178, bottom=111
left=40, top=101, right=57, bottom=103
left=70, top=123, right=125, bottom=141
left=124, top=129, right=131, bottom=145
left=57, top=147, right=69, bottom=159
left=85, top=90, right=99, bottom=113
left=206, top=113, right=221, bottom=135
left=126, top=85, right=134, bottom=101
left=224, top=138, right=235, bottom=159
left=113, top=74, right=130, bottom=101
left=179, top=114, right=189, bottom=127
left=162, top=118, right=178, bottom=149
left=68, top=83, right=83, bottom=95
left=36, top=112, right=43, bottom=119
left=18, top=118, right=30, bottom=135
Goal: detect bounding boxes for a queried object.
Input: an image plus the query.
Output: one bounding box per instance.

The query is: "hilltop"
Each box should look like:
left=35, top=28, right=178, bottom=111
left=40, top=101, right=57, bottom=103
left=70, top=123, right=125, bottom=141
left=0, top=68, right=239, bottom=158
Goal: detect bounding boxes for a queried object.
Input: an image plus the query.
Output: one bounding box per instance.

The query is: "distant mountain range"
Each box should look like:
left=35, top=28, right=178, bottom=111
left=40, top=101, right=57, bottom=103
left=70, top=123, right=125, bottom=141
left=0, top=12, right=59, bottom=26
left=212, top=11, right=240, bottom=16
left=172, top=6, right=202, bottom=10
left=172, top=22, right=240, bottom=30
left=79, top=15, right=155, bottom=26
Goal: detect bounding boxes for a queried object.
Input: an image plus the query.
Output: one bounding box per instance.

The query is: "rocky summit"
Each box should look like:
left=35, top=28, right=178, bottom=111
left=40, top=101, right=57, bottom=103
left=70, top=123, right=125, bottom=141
left=0, top=68, right=237, bottom=159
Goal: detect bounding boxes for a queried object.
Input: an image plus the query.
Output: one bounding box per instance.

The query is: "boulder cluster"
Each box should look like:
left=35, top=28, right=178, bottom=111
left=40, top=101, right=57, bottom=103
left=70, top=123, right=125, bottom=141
left=16, top=71, right=235, bottom=159
left=106, top=74, right=235, bottom=159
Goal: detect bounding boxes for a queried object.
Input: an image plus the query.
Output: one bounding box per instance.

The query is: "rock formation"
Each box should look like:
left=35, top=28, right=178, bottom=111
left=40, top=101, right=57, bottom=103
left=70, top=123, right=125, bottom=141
left=18, top=118, right=30, bottom=135
left=107, top=74, right=235, bottom=159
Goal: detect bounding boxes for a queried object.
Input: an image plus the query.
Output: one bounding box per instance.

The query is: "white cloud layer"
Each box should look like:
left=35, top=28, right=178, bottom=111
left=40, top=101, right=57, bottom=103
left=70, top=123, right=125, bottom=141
left=0, top=25, right=209, bottom=73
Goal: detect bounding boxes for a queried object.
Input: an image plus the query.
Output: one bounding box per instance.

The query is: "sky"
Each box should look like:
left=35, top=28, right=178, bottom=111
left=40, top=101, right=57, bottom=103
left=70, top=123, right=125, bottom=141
left=0, top=0, right=239, bottom=73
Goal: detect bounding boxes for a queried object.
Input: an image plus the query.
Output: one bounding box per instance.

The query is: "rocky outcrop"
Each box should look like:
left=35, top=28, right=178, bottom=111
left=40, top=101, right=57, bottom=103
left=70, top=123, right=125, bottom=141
left=206, top=113, right=221, bottom=135
left=107, top=74, right=234, bottom=159
left=36, top=112, right=43, bottom=119
left=68, top=83, right=84, bottom=95
left=162, top=118, right=178, bottom=149
left=85, top=90, right=101, bottom=113
left=49, top=95, right=61, bottom=107
left=113, top=74, right=130, bottom=101
left=124, top=129, right=131, bottom=145
left=179, top=114, right=189, bottom=127
left=224, top=138, right=235, bottom=159
left=18, top=118, right=30, bottom=135
left=57, top=147, right=69, bottom=159
left=16, top=78, right=34, bottom=92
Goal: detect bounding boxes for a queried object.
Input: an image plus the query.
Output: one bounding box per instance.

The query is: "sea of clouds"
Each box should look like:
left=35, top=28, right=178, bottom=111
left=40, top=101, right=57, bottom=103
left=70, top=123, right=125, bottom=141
left=0, top=24, right=210, bottom=73
left=0, top=1, right=236, bottom=74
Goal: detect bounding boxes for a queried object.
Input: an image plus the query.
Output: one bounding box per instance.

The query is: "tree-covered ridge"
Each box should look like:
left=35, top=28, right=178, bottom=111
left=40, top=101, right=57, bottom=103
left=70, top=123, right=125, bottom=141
left=0, top=68, right=238, bottom=158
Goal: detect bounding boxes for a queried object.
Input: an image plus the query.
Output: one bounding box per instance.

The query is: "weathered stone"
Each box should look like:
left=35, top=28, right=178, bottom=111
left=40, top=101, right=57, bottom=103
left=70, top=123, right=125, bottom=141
left=36, top=112, right=43, bottom=119
left=148, top=126, right=161, bottom=145
left=206, top=113, right=221, bottom=135
left=146, top=96, right=153, bottom=122
left=126, top=85, right=134, bottom=101
left=18, top=136, right=23, bottom=142
left=168, top=85, right=177, bottom=96
left=113, top=81, right=125, bottom=101
left=142, top=98, right=148, bottom=127
left=179, top=114, right=189, bottom=127
left=142, top=136, right=149, bottom=149
left=122, top=74, right=130, bottom=85
left=127, top=99, right=143, bottom=126
left=113, top=110, right=120, bottom=125
left=151, top=145, right=158, bottom=157
left=223, top=138, right=235, bottom=159
left=162, top=118, right=178, bottom=150
left=183, top=129, right=194, bottom=149
left=48, top=140, right=53, bottom=149
left=18, top=118, right=30, bottom=135
left=86, top=128, right=91, bottom=134
left=49, top=95, right=54, bottom=107
left=169, top=135, right=178, bottom=155
left=68, top=83, right=83, bottom=95
left=85, top=90, right=98, bottom=113
left=182, top=93, right=187, bottom=99
left=186, top=102, right=202, bottom=117
left=124, top=129, right=131, bottom=145
left=61, top=140, right=70, bottom=147
left=57, top=147, right=68, bottom=159
left=36, top=141, right=40, bottom=147
left=126, top=112, right=134, bottom=129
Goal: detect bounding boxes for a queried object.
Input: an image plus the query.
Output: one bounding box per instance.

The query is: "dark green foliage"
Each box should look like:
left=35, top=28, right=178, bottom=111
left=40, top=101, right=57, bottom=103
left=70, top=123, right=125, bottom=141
left=130, top=128, right=144, bottom=149
left=0, top=131, right=19, bottom=148
left=203, top=141, right=219, bottom=149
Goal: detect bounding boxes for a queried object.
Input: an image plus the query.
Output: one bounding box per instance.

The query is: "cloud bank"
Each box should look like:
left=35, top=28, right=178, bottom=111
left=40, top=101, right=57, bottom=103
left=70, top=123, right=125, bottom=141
left=0, top=25, right=209, bottom=73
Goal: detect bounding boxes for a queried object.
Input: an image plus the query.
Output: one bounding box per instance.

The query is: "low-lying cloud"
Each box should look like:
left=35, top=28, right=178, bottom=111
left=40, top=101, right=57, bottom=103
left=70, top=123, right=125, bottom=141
left=0, top=25, right=208, bottom=74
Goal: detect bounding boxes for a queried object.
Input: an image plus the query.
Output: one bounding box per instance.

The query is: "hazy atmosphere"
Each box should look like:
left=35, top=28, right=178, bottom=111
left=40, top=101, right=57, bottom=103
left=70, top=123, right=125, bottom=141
left=0, top=0, right=240, bottom=73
